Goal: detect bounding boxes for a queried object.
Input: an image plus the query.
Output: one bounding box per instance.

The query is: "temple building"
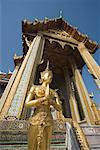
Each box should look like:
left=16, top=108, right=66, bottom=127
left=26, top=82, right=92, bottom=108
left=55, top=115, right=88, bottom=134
left=0, top=71, right=12, bottom=98
left=0, top=17, right=100, bottom=149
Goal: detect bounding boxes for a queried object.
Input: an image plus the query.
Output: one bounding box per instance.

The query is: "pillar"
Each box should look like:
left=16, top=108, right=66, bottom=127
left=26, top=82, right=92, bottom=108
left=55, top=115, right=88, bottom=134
left=0, top=35, right=45, bottom=119
left=77, top=42, right=100, bottom=89
left=64, top=68, right=80, bottom=122
left=0, top=65, right=20, bottom=114
left=71, top=59, right=95, bottom=124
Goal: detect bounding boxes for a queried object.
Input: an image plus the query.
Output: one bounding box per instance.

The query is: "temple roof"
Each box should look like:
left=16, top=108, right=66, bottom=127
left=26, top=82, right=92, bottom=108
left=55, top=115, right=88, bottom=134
left=0, top=71, right=12, bottom=81
left=22, top=17, right=99, bottom=54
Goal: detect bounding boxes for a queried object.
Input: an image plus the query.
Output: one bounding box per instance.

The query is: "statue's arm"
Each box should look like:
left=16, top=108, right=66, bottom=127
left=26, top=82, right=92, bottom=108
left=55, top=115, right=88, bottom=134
left=25, top=85, right=45, bottom=108
left=50, top=91, right=62, bottom=111
left=51, top=91, right=65, bottom=120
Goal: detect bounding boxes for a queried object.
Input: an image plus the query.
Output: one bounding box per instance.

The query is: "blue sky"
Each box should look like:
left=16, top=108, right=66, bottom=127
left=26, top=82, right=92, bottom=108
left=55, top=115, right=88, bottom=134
left=0, top=0, right=100, bottom=103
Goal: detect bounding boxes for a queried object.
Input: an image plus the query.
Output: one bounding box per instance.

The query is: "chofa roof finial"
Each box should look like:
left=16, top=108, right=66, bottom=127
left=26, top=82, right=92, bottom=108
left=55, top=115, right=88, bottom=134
left=59, top=10, right=63, bottom=18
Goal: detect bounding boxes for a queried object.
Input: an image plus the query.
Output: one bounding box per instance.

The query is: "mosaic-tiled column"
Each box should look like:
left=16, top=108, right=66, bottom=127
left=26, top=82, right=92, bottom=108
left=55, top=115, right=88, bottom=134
left=1, top=35, right=45, bottom=119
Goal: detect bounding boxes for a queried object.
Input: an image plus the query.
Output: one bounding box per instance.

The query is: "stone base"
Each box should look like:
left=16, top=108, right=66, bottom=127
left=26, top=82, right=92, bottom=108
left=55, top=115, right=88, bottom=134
left=1, top=120, right=100, bottom=149
left=0, top=120, right=66, bottom=150
left=0, top=145, right=66, bottom=150
left=81, top=125, right=100, bottom=150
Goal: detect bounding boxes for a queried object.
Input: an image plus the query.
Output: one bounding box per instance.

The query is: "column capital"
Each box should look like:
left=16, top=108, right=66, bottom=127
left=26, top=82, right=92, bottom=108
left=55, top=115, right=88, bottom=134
left=78, top=42, right=86, bottom=49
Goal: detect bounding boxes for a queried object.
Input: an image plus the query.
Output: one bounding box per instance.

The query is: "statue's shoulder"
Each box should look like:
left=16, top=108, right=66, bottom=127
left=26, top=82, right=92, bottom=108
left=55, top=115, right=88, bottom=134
left=30, top=84, right=36, bottom=92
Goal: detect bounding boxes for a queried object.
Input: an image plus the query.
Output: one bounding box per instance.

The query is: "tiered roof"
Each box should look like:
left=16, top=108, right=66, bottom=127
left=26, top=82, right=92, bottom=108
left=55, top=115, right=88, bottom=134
left=22, top=17, right=99, bottom=54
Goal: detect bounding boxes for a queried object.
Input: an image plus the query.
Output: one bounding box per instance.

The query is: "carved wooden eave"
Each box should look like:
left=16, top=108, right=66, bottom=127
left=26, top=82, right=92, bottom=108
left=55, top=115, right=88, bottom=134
left=0, top=79, right=9, bottom=85
left=22, top=17, right=99, bottom=55
left=14, top=54, right=24, bottom=66
left=0, top=74, right=11, bottom=86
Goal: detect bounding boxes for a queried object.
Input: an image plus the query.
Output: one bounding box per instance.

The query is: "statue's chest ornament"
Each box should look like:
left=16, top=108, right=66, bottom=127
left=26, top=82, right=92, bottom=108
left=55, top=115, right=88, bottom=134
left=35, top=87, right=46, bottom=97
left=35, top=86, right=53, bottom=98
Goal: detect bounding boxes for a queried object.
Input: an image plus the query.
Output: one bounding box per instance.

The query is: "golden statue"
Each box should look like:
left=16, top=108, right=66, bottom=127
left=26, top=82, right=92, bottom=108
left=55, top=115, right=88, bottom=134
left=25, top=62, right=63, bottom=150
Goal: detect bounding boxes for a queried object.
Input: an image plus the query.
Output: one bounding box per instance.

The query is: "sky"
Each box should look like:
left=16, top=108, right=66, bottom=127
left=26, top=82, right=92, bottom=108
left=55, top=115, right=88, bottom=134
left=0, top=0, right=100, bottom=104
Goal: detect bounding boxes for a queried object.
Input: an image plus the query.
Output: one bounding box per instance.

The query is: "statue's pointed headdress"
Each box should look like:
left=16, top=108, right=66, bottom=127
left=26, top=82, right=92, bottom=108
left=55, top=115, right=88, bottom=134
left=45, top=61, right=49, bottom=71
left=39, top=60, right=53, bottom=83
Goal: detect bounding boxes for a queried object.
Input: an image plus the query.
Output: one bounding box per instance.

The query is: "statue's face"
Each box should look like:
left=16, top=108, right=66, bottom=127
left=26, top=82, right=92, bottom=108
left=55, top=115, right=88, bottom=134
left=41, top=71, right=53, bottom=84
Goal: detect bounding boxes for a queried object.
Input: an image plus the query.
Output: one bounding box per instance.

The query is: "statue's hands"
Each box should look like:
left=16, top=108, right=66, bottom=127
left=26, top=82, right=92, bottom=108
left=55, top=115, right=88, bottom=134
left=40, top=97, right=46, bottom=102
left=40, top=97, right=49, bottom=105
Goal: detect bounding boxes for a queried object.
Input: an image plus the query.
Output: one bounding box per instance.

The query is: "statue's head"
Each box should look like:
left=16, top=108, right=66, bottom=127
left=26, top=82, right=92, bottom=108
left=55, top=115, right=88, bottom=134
left=40, top=61, right=53, bottom=84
